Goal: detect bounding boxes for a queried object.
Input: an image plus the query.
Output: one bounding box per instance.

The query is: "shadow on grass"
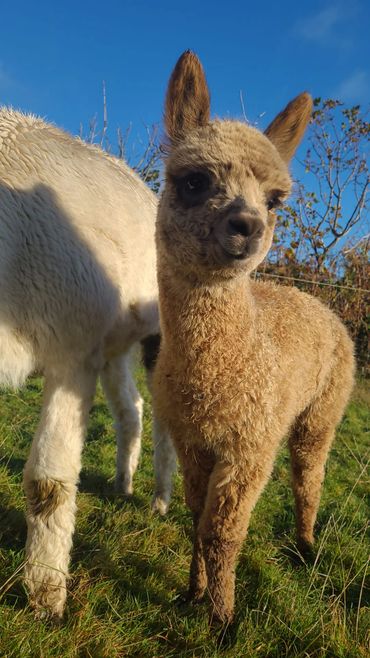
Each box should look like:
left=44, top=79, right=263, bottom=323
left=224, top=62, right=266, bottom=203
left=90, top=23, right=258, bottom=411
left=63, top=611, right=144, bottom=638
left=79, top=469, right=113, bottom=497
left=0, top=574, right=28, bottom=611
left=0, top=501, right=26, bottom=551
left=71, top=534, right=176, bottom=608
left=79, top=470, right=148, bottom=513
left=0, top=497, right=29, bottom=611
left=0, top=454, right=26, bottom=478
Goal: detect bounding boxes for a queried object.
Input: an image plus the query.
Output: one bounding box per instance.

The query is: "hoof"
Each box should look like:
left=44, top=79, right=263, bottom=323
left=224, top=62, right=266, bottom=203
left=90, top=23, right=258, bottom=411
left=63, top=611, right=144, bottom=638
left=173, top=591, right=191, bottom=607
left=297, top=538, right=315, bottom=564
left=216, top=619, right=240, bottom=649
left=25, top=564, right=67, bottom=620
left=209, top=608, right=239, bottom=648
left=151, top=495, right=169, bottom=516
left=115, top=475, right=133, bottom=496
left=30, top=594, right=65, bottom=621
left=34, top=607, right=63, bottom=625
left=173, top=590, right=205, bottom=607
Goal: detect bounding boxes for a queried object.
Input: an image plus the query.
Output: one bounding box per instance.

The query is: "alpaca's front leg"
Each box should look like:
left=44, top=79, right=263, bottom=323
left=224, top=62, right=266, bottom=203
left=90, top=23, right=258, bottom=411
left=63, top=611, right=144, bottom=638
left=199, top=458, right=274, bottom=625
left=187, top=512, right=207, bottom=602
left=177, top=445, right=215, bottom=602
left=23, top=364, right=97, bottom=618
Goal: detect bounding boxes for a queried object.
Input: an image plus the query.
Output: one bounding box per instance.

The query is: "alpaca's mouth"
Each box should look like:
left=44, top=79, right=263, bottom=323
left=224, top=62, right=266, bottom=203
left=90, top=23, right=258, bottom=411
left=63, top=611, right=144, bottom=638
left=214, top=238, right=260, bottom=265
left=223, top=248, right=248, bottom=261
left=211, top=242, right=249, bottom=266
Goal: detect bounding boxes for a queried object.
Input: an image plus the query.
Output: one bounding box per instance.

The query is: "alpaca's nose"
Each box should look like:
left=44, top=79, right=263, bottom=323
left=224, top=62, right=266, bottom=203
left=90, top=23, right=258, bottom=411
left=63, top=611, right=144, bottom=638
left=226, top=214, right=264, bottom=240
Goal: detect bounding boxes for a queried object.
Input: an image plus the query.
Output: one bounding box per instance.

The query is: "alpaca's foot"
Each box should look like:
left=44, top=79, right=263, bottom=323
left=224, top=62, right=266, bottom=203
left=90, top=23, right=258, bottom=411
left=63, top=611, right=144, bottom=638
left=151, top=494, right=169, bottom=516
left=208, top=597, right=235, bottom=630
left=115, top=473, right=133, bottom=496
left=296, top=536, right=315, bottom=564
left=209, top=609, right=234, bottom=627
left=216, top=618, right=240, bottom=649
left=24, top=563, right=67, bottom=619
left=174, top=588, right=206, bottom=607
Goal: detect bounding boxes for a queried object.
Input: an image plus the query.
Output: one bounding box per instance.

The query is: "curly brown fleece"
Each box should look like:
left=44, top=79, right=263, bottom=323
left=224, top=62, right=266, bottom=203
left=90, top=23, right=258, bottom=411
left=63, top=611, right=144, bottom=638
left=153, top=51, right=355, bottom=626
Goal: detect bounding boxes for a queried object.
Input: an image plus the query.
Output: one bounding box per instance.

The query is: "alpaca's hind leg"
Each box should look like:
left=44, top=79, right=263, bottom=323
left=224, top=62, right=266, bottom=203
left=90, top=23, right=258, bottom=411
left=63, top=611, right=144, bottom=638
left=289, top=355, right=354, bottom=555
left=151, top=415, right=177, bottom=515
left=23, top=363, right=97, bottom=618
left=289, top=421, right=335, bottom=555
left=101, top=354, right=143, bottom=495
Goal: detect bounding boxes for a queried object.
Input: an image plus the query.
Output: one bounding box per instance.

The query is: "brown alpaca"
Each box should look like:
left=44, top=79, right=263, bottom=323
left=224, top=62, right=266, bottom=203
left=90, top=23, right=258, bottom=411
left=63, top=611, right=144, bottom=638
left=152, top=51, right=355, bottom=627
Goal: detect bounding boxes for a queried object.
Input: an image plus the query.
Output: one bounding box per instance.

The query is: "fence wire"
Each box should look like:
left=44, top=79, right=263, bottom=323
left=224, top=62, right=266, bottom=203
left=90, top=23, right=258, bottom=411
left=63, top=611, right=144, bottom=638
left=255, top=271, right=369, bottom=294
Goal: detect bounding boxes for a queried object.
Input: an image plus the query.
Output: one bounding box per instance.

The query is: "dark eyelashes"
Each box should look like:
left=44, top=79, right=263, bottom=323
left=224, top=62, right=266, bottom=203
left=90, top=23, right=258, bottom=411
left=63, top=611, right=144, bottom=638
left=266, top=192, right=284, bottom=211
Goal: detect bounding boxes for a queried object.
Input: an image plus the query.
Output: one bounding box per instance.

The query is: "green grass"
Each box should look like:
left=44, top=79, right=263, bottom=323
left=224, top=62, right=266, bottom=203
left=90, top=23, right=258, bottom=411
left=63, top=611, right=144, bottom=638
left=0, top=366, right=369, bottom=658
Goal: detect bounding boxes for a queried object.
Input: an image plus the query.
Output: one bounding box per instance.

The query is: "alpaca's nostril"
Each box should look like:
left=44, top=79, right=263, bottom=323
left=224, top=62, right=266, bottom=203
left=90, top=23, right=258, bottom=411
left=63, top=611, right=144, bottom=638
left=227, top=215, right=265, bottom=240
left=227, top=218, right=250, bottom=237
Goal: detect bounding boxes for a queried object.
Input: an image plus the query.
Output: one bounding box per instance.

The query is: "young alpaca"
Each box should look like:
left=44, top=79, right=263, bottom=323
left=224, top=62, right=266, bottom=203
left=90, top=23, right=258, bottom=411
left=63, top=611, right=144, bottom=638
left=153, top=52, right=355, bottom=626
left=0, top=109, right=176, bottom=618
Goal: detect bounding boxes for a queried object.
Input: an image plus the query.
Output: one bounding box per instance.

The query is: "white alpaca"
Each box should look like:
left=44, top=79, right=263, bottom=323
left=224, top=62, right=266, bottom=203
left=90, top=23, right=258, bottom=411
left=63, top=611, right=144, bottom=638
left=0, top=109, right=176, bottom=617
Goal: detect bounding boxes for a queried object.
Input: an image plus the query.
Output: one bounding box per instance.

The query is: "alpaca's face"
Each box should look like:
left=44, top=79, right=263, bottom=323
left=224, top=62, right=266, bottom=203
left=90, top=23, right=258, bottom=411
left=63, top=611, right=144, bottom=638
left=158, top=120, right=291, bottom=278
left=158, top=51, right=312, bottom=281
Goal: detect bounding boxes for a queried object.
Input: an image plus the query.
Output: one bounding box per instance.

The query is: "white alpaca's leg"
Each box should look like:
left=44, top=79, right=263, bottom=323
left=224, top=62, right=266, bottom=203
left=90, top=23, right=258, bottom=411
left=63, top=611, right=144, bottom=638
left=151, top=416, right=177, bottom=515
left=141, top=333, right=177, bottom=515
left=23, top=364, right=97, bottom=618
left=101, top=355, right=143, bottom=495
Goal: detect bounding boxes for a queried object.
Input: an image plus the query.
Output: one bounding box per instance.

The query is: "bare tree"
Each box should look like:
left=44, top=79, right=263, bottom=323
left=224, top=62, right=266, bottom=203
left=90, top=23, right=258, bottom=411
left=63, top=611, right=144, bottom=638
left=79, top=83, right=161, bottom=193
left=269, top=99, right=369, bottom=274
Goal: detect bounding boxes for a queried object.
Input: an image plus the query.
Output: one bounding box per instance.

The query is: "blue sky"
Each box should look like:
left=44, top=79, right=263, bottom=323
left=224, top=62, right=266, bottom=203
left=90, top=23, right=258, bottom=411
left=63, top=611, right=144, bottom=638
left=0, top=0, right=369, bottom=155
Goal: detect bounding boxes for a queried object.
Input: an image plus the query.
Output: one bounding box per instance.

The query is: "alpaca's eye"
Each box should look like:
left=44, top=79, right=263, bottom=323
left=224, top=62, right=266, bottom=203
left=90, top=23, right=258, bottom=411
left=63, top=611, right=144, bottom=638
left=185, top=173, right=208, bottom=193
left=176, top=172, right=211, bottom=206
left=266, top=192, right=283, bottom=211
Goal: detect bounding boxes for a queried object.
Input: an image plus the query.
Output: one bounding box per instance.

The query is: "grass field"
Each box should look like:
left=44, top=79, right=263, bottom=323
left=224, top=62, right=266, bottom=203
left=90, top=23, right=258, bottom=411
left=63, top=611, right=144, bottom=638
left=0, top=365, right=369, bottom=657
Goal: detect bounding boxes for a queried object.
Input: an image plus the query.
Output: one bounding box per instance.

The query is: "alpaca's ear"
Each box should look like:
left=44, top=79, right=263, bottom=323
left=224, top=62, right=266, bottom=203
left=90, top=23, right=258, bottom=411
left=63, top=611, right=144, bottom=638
left=265, top=92, right=313, bottom=162
left=164, top=50, right=211, bottom=142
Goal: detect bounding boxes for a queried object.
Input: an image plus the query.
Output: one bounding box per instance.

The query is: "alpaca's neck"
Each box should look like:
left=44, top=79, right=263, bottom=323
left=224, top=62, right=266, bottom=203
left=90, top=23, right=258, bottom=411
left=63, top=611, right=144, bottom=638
left=158, top=264, right=255, bottom=359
